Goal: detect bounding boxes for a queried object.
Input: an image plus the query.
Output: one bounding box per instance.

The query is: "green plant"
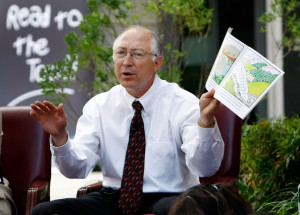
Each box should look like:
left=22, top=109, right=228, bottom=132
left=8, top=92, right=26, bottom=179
left=39, top=0, right=137, bottom=106
left=144, top=0, right=213, bottom=89
left=239, top=116, right=300, bottom=213
left=257, top=186, right=298, bottom=215
left=258, top=0, right=300, bottom=58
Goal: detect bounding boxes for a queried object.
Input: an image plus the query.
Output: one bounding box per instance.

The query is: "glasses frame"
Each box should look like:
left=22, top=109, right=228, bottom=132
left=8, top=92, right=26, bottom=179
left=113, top=49, right=157, bottom=60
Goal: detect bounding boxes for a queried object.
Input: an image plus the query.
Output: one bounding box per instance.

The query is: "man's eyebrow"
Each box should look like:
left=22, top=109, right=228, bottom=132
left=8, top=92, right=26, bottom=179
left=116, top=47, right=146, bottom=52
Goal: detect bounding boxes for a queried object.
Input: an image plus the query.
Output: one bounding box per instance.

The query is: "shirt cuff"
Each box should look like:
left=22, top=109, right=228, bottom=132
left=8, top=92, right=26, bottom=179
left=197, top=120, right=220, bottom=142
left=50, top=135, right=71, bottom=157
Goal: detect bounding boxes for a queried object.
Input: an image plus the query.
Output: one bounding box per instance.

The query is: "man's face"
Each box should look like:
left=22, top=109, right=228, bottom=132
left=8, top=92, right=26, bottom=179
left=113, top=28, right=162, bottom=98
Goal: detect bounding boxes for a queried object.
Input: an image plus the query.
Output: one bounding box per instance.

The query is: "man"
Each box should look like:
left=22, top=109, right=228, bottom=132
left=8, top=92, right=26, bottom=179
left=30, top=25, right=224, bottom=215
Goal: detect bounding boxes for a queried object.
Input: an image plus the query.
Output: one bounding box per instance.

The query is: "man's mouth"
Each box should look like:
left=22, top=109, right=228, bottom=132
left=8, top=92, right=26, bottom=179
left=121, top=69, right=136, bottom=77
left=123, top=72, right=133, bottom=76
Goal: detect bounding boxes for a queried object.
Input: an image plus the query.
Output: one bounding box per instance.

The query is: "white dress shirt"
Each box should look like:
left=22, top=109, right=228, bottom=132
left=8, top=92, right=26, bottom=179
left=51, top=74, right=224, bottom=193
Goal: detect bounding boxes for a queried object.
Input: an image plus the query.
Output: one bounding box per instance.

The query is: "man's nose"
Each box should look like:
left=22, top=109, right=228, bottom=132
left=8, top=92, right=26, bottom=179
left=123, top=52, right=134, bottom=65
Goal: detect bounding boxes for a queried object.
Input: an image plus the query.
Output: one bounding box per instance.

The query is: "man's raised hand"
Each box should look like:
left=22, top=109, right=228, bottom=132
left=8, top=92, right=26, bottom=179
left=30, top=101, right=68, bottom=146
left=199, top=89, right=220, bottom=127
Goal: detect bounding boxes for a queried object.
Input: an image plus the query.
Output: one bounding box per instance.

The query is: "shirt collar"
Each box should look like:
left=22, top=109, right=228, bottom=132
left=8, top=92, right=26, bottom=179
left=122, top=74, right=164, bottom=113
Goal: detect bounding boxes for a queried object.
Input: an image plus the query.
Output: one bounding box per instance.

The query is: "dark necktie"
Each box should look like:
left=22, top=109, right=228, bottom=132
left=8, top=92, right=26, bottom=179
left=118, top=100, right=146, bottom=214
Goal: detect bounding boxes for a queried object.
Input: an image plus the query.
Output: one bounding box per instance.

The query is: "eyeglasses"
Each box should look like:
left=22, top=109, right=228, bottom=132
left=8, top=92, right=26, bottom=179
left=113, top=49, right=157, bottom=60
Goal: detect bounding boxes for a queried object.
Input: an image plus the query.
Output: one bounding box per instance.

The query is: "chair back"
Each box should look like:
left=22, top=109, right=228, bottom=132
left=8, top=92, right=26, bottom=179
left=0, top=111, right=2, bottom=149
left=0, top=106, right=51, bottom=215
left=200, top=103, right=242, bottom=184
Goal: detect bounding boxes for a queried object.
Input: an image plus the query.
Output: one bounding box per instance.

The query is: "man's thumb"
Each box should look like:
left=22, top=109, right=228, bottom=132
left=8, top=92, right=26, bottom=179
left=57, top=103, right=64, bottom=114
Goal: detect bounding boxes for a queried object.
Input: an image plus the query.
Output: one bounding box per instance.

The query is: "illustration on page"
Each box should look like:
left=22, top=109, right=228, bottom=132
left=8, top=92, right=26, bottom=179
left=205, top=28, right=284, bottom=119
left=221, top=49, right=281, bottom=108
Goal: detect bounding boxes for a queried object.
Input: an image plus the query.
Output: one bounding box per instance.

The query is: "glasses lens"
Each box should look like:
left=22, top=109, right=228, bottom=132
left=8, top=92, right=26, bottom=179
left=132, top=50, right=145, bottom=60
left=115, top=49, right=126, bottom=58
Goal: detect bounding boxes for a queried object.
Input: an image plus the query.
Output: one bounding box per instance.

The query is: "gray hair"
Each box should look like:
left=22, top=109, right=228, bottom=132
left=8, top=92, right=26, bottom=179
left=113, top=25, right=162, bottom=62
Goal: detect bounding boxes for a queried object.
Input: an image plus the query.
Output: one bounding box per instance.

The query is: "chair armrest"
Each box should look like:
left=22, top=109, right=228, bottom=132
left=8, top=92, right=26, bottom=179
left=25, top=180, right=50, bottom=215
left=77, top=181, right=103, bottom=197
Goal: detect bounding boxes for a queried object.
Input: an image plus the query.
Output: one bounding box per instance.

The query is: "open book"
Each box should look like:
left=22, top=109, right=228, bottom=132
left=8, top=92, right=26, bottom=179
left=206, top=28, right=285, bottom=119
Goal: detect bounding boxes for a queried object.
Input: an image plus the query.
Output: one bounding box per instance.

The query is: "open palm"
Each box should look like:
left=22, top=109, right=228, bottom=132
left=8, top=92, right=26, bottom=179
left=30, top=101, right=67, bottom=142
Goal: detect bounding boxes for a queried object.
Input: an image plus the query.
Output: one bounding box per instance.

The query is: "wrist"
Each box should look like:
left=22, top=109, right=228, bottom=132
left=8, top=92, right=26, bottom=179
left=52, top=130, right=68, bottom=146
left=198, top=117, right=216, bottom=128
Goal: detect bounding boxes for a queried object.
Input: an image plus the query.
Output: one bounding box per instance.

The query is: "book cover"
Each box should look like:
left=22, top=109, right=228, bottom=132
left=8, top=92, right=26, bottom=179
left=206, top=28, right=285, bottom=119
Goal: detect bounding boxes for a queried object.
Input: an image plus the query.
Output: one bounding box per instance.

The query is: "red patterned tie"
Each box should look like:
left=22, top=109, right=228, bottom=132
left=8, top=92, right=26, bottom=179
left=118, top=100, right=146, bottom=214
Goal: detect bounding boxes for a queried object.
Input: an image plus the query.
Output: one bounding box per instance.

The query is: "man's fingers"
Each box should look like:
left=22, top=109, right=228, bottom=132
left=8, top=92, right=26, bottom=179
left=57, top=103, right=64, bottom=111
left=200, top=89, right=217, bottom=111
left=209, top=98, right=220, bottom=108
left=208, top=88, right=215, bottom=96
left=202, top=98, right=219, bottom=115
left=57, top=103, right=65, bottom=117
left=33, top=101, right=51, bottom=113
left=31, top=103, right=46, bottom=114
left=44, top=101, right=58, bottom=111
left=202, top=89, right=215, bottom=99
left=29, top=110, right=40, bottom=120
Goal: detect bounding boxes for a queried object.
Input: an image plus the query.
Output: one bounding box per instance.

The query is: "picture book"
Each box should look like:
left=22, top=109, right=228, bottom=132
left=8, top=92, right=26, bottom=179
left=206, top=28, right=285, bottom=119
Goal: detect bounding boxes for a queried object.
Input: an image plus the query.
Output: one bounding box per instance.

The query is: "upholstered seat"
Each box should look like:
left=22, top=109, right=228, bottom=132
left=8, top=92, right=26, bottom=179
left=200, top=103, right=242, bottom=184
left=0, top=106, right=51, bottom=215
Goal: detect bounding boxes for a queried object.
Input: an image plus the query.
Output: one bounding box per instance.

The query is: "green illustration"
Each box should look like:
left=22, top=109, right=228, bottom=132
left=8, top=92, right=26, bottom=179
left=221, top=52, right=279, bottom=108
left=212, top=45, right=240, bottom=84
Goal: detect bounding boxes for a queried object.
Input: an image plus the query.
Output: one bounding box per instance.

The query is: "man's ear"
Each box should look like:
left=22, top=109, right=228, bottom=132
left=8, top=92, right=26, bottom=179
left=154, top=56, right=163, bottom=72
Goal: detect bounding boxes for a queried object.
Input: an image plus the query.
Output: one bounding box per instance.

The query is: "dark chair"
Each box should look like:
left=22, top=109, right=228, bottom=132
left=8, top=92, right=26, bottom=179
left=199, top=103, right=242, bottom=184
left=77, top=103, right=242, bottom=197
left=0, top=106, right=51, bottom=215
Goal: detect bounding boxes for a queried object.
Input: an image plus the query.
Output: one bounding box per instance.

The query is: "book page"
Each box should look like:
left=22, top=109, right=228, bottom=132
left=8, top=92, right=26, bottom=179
left=205, top=30, right=284, bottom=119
left=206, top=31, right=246, bottom=91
